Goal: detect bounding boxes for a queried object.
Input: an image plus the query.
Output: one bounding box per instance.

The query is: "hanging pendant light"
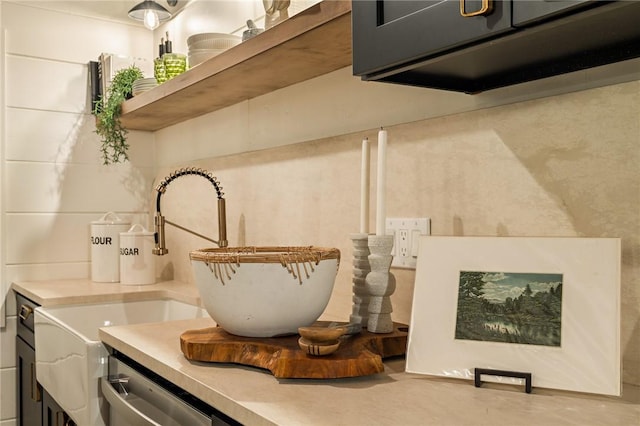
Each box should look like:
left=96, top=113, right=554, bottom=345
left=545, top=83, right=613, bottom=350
left=128, top=0, right=172, bottom=30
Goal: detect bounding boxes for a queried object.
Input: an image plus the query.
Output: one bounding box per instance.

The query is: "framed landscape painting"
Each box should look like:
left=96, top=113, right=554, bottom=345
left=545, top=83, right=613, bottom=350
left=455, top=271, right=563, bottom=347
left=406, top=236, right=621, bottom=396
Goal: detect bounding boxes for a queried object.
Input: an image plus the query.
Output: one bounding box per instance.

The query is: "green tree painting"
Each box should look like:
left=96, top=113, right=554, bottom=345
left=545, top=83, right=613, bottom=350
left=455, top=271, right=563, bottom=346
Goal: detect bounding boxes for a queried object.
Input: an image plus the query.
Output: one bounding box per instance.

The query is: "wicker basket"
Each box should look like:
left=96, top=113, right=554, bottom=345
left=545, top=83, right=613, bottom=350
left=190, top=246, right=340, bottom=285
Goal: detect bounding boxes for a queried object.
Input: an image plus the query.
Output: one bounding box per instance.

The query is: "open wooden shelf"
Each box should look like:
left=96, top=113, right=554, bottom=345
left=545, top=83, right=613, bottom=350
left=119, top=1, right=352, bottom=131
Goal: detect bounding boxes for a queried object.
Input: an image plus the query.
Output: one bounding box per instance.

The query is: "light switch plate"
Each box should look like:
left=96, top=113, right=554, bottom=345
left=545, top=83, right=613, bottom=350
left=386, top=218, right=431, bottom=269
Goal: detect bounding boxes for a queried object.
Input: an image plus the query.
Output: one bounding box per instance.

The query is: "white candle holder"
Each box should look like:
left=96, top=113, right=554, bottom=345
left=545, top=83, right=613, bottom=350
left=349, top=233, right=371, bottom=327
left=365, top=234, right=396, bottom=333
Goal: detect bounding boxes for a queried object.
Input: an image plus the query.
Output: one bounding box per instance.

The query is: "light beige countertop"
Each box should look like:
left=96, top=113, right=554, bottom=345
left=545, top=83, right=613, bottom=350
left=11, top=279, right=201, bottom=307
left=100, top=318, right=640, bottom=426
left=12, top=279, right=640, bottom=425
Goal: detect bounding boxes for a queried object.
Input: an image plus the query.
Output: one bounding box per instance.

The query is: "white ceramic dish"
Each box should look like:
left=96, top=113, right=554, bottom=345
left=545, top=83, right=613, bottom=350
left=132, top=77, right=157, bottom=85
left=132, top=78, right=157, bottom=96
left=132, top=87, right=156, bottom=96
left=188, top=49, right=225, bottom=67
left=190, top=246, right=340, bottom=337
left=187, top=32, right=241, bottom=50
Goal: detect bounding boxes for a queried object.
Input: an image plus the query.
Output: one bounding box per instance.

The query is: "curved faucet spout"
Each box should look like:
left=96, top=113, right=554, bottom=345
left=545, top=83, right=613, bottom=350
left=153, top=168, right=228, bottom=256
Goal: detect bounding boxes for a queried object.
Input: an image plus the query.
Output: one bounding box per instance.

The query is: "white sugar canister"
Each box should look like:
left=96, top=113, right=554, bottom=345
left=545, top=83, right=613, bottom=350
left=119, top=224, right=156, bottom=286
left=91, top=212, right=130, bottom=283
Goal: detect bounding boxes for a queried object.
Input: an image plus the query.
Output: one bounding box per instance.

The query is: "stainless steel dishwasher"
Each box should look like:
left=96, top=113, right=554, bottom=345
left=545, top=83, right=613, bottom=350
left=102, top=353, right=240, bottom=426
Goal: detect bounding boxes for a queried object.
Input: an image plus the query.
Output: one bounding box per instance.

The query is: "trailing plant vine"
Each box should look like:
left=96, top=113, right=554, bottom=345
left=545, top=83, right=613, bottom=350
left=93, top=65, right=144, bottom=165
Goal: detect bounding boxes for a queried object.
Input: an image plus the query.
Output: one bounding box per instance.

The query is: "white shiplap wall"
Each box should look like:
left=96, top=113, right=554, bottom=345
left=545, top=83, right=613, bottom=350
left=0, top=3, right=155, bottom=424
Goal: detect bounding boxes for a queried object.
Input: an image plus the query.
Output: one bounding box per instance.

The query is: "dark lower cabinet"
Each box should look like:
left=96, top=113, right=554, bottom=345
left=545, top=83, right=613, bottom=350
left=15, top=292, right=75, bottom=426
left=43, top=391, right=76, bottom=426
left=16, top=335, right=41, bottom=426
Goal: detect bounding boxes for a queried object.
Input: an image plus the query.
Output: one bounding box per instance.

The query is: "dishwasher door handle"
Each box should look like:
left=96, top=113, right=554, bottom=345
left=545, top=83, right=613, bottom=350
left=101, top=377, right=160, bottom=426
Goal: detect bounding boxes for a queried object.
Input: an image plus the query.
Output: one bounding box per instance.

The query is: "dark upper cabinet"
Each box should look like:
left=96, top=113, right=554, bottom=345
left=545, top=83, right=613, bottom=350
left=352, top=0, right=640, bottom=93
left=512, top=0, right=593, bottom=26
left=352, top=1, right=514, bottom=77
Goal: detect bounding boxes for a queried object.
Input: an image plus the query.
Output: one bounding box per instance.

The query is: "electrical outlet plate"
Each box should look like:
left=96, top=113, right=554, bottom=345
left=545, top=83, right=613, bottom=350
left=386, top=218, right=431, bottom=269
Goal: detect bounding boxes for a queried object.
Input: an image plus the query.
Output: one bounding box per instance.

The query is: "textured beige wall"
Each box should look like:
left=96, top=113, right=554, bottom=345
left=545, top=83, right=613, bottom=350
left=154, top=81, right=639, bottom=385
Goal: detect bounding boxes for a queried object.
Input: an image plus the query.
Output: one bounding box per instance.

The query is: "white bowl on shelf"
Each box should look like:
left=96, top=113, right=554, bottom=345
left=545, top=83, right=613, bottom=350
left=188, top=48, right=226, bottom=67
left=131, top=77, right=157, bottom=96
left=187, top=32, right=241, bottom=51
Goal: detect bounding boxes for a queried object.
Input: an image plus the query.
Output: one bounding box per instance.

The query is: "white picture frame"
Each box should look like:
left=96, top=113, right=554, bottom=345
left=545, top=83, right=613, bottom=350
left=406, top=236, right=621, bottom=396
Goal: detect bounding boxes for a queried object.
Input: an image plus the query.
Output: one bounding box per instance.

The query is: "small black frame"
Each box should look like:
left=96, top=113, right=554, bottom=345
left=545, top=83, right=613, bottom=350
left=474, top=368, right=532, bottom=394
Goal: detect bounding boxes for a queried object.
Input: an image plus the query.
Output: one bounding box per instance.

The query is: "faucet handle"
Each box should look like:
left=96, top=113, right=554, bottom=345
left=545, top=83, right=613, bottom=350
left=153, top=213, right=169, bottom=255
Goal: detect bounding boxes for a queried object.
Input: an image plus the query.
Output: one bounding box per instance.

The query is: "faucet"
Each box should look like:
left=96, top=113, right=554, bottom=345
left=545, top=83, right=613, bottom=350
left=153, top=167, right=228, bottom=255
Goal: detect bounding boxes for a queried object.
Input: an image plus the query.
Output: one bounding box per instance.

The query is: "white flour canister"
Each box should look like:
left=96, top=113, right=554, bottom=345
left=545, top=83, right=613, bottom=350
left=119, top=224, right=156, bottom=286
left=91, top=212, right=130, bottom=282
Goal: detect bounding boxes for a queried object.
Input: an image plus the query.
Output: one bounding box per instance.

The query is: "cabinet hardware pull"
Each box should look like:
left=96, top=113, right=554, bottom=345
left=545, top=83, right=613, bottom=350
left=19, top=304, right=33, bottom=321
left=460, top=0, right=493, bottom=17
left=30, top=362, right=42, bottom=402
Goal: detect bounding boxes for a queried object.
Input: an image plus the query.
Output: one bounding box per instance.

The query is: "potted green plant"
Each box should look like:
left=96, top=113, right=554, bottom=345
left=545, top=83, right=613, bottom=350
left=93, top=65, right=144, bottom=165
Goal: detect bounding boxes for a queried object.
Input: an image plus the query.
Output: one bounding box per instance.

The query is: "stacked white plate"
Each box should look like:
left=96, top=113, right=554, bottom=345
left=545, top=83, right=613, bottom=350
left=187, top=33, right=242, bottom=68
left=132, top=78, right=157, bottom=96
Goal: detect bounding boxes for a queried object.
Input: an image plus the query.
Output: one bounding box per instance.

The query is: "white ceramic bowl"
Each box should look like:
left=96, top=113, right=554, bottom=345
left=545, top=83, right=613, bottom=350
left=132, top=77, right=157, bottom=96
left=132, top=77, right=157, bottom=86
left=187, top=33, right=241, bottom=50
left=190, top=246, right=340, bottom=337
left=188, top=49, right=225, bottom=67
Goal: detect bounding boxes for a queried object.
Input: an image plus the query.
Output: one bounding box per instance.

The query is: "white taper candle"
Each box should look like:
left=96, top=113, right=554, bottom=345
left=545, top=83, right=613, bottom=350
left=376, top=128, right=387, bottom=235
left=360, top=137, right=370, bottom=234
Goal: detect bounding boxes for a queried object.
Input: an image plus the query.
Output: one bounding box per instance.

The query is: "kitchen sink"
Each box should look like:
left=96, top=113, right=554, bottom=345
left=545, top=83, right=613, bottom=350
left=34, top=299, right=207, bottom=426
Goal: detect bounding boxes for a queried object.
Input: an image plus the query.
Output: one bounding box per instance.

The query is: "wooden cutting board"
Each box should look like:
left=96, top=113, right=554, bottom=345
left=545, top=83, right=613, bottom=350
left=180, top=322, right=408, bottom=379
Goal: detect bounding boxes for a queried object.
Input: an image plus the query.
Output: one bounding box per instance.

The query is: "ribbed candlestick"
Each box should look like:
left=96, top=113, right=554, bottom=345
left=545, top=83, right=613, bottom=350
left=349, top=233, right=371, bottom=327
left=365, top=234, right=396, bottom=333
